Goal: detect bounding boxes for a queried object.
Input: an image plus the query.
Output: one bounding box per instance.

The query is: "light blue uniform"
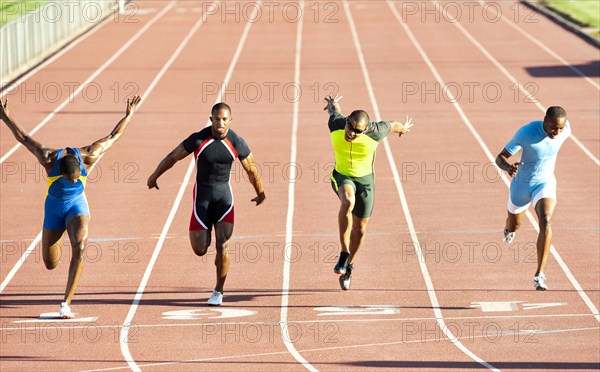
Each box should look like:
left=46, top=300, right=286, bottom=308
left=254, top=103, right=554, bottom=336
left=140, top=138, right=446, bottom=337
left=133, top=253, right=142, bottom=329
left=44, top=148, right=90, bottom=230
left=504, top=120, right=571, bottom=213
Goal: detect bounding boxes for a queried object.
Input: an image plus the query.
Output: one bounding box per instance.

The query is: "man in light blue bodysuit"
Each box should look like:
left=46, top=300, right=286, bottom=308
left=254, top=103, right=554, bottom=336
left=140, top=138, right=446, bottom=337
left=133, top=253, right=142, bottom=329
left=496, top=106, right=571, bottom=291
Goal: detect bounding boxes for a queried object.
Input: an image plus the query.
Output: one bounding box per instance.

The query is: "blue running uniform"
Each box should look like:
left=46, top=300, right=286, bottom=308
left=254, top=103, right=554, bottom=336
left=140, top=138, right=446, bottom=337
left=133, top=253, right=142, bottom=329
left=44, top=148, right=90, bottom=230
left=504, top=120, right=571, bottom=213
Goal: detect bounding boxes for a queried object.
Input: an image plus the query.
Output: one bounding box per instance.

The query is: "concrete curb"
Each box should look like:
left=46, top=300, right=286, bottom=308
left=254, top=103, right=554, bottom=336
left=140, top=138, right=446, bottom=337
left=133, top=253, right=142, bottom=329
left=520, top=0, right=599, bottom=49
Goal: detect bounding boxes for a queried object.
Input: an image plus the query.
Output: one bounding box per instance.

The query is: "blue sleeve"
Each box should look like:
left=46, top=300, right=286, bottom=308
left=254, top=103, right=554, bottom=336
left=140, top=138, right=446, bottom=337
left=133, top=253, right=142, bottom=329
left=504, top=128, right=524, bottom=155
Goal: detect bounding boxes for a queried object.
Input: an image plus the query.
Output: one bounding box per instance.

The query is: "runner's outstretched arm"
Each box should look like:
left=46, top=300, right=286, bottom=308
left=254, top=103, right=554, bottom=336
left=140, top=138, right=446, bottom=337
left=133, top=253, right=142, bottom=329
left=80, top=95, right=141, bottom=167
left=0, top=98, right=55, bottom=168
left=147, top=144, right=190, bottom=190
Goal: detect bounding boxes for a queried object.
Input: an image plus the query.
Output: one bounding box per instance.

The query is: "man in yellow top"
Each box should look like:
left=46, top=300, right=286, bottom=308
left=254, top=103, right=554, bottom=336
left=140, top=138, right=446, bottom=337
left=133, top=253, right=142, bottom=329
left=324, top=94, right=413, bottom=290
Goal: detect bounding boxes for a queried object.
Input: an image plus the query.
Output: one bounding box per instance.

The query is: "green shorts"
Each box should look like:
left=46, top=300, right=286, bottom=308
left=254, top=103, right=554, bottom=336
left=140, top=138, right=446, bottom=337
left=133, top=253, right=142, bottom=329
left=330, top=169, right=375, bottom=218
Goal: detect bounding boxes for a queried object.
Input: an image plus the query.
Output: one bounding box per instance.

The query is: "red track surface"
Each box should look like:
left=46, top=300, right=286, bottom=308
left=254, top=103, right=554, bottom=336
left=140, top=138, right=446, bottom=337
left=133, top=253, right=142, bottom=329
left=1, top=1, right=598, bottom=371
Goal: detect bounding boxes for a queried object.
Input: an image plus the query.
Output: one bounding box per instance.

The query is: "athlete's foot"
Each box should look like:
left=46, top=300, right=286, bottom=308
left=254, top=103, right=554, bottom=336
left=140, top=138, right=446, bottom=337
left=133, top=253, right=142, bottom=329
left=339, top=264, right=353, bottom=291
left=59, top=302, right=74, bottom=319
left=503, top=229, right=516, bottom=244
left=534, top=273, right=547, bottom=291
left=334, top=251, right=350, bottom=275
left=207, top=290, right=223, bottom=306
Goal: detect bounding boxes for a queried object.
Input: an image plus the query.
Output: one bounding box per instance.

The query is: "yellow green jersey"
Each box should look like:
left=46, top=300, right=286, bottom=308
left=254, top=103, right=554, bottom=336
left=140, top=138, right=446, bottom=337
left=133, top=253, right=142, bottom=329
left=328, top=112, right=391, bottom=178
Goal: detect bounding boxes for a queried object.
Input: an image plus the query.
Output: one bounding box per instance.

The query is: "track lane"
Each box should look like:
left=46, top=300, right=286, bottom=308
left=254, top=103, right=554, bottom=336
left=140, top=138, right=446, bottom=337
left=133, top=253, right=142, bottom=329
left=285, top=1, right=486, bottom=369
left=0, top=2, right=245, bottom=370
left=120, top=2, right=316, bottom=370
left=350, top=0, right=600, bottom=367
left=385, top=0, right=599, bottom=309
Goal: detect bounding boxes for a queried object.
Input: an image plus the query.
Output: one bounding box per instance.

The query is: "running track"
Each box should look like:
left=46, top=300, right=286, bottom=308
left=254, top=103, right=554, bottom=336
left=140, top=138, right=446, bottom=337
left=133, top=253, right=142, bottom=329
left=1, top=1, right=598, bottom=370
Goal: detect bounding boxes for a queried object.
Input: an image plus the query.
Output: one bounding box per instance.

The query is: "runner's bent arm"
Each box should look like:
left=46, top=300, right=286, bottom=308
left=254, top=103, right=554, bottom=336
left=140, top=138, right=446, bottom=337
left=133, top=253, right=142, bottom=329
left=240, top=153, right=265, bottom=205
left=147, top=144, right=191, bottom=190
left=79, top=95, right=141, bottom=166
left=0, top=98, right=55, bottom=169
left=495, top=149, right=522, bottom=178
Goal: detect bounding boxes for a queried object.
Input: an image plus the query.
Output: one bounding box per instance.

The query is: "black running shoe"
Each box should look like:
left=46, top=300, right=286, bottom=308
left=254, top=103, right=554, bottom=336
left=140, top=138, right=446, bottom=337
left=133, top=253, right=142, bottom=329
left=334, top=251, right=350, bottom=274
left=339, top=264, right=352, bottom=291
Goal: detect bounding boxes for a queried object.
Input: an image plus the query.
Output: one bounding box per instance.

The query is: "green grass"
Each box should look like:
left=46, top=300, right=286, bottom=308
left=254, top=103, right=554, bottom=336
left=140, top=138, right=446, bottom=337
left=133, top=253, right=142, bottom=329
left=542, top=0, right=600, bottom=28
left=0, top=0, right=48, bottom=26
left=541, top=0, right=599, bottom=40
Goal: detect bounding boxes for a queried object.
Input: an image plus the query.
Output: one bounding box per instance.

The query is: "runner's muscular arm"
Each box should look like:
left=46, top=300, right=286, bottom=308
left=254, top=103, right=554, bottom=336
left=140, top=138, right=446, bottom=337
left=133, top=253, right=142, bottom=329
left=390, top=116, right=414, bottom=137
left=79, top=95, right=141, bottom=167
left=0, top=98, right=55, bottom=170
left=495, top=149, right=523, bottom=178
left=240, top=153, right=265, bottom=205
left=147, top=144, right=191, bottom=190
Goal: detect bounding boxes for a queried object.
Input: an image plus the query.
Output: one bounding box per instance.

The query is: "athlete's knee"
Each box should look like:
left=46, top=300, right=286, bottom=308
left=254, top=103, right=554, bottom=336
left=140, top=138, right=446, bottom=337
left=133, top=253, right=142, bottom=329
left=192, top=243, right=209, bottom=257
left=190, top=231, right=210, bottom=256
left=44, top=258, right=59, bottom=270
left=538, top=214, right=552, bottom=231
left=71, top=243, right=86, bottom=261
left=43, top=247, right=61, bottom=270
left=340, top=197, right=354, bottom=212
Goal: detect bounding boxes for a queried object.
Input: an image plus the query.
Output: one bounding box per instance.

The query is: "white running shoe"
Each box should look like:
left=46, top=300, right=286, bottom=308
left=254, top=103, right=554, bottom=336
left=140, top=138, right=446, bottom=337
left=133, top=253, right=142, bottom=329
left=534, top=273, right=547, bottom=291
left=503, top=229, right=516, bottom=244
left=59, top=302, right=74, bottom=319
left=339, top=264, right=353, bottom=291
left=207, top=290, right=223, bottom=306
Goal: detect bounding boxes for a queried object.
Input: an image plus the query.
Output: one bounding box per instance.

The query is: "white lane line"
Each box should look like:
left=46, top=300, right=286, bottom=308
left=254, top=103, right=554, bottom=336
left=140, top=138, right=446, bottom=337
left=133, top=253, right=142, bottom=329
left=5, top=312, right=598, bottom=331
left=484, top=0, right=599, bottom=90
left=0, top=2, right=176, bottom=164
left=388, top=1, right=600, bottom=323
left=118, top=3, right=261, bottom=371
left=344, top=1, right=497, bottom=370
left=433, top=0, right=599, bottom=167
left=81, top=325, right=600, bottom=372
left=280, top=1, right=316, bottom=371
left=0, top=231, right=41, bottom=293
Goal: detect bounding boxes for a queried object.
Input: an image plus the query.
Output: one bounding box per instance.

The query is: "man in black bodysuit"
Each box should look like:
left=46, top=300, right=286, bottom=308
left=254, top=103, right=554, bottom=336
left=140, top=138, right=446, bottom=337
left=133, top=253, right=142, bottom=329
left=148, top=102, right=265, bottom=306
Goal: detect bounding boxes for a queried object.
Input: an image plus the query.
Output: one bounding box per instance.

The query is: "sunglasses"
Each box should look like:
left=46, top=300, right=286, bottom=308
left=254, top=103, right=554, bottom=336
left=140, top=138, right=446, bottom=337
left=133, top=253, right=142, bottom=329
left=346, top=118, right=367, bottom=134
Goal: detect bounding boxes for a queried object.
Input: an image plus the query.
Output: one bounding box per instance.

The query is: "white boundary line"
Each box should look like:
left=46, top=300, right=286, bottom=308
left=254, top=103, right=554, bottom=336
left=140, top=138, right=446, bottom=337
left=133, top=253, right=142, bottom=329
left=484, top=0, right=599, bottom=91
left=118, top=3, right=261, bottom=371
left=5, top=312, right=597, bottom=332
left=280, top=1, right=316, bottom=371
left=432, top=0, right=599, bottom=167
left=0, top=1, right=175, bottom=294
left=82, top=325, right=600, bottom=372
left=387, top=1, right=600, bottom=323
left=344, top=1, right=497, bottom=370
left=0, top=231, right=41, bottom=293
left=0, top=2, right=176, bottom=164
